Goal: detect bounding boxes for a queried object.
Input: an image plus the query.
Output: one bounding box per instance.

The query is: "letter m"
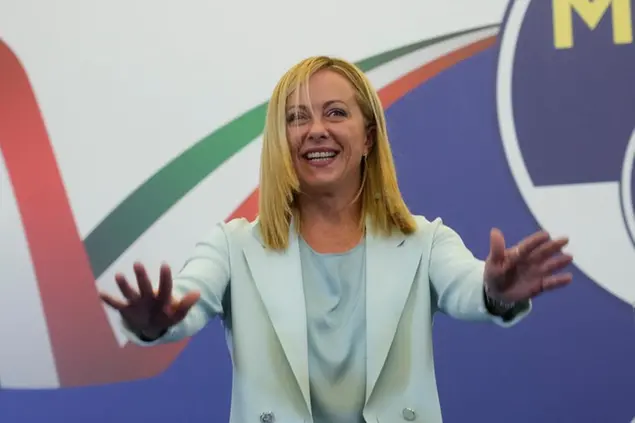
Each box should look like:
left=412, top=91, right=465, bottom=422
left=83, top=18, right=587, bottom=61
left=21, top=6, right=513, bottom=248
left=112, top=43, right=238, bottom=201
left=553, top=0, right=633, bottom=49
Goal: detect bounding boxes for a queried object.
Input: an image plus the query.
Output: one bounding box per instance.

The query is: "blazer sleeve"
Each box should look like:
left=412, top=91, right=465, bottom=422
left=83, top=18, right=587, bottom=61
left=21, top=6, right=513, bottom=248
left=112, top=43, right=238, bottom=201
left=427, top=218, right=531, bottom=327
left=121, top=221, right=232, bottom=345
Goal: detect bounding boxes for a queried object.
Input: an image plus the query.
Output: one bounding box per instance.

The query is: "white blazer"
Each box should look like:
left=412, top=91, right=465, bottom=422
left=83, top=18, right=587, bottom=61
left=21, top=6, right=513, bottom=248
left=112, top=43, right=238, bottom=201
left=123, top=215, right=530, bottom=423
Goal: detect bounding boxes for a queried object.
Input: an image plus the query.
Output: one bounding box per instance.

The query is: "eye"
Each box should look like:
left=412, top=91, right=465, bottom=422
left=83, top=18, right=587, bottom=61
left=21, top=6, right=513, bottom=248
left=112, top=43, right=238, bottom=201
left=287, top=111, right=309, bottom=123
left=326, top=108, right=347, bottom=118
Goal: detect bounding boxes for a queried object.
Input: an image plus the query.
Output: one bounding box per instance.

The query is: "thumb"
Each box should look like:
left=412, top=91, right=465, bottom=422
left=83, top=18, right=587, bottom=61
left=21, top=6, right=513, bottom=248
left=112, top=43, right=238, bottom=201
left=488, top=228, right=507, bottom=263
left=170, top=291, right=200, bottom=323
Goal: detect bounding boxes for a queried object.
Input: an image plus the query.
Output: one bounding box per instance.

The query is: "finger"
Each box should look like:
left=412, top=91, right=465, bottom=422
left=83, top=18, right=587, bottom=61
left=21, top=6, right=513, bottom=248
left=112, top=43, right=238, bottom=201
left=99, top=292, right=128, bottom=310
left=114, top=273, right=140, bottom=301
left=541, top=272, right=573, bottom=292
left=506, top=244, right=520, bottom=263
left=170, top=292, right=200, bottom=323
left=156, top=263, right=173, bottom=306
left=540, top=253, right=574, bottom=275
left=516, top=230, right=550, bottom=258
left=527, top=237, right=570, bottom=263
left=133, top=262, right=154, bottom=298
left=489, top=228, right=507, bottom=262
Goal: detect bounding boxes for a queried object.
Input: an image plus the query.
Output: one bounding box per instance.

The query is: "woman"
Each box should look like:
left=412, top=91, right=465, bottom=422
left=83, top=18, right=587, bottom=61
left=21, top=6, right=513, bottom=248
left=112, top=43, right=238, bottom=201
left=100, top=56, right=572, bottom=423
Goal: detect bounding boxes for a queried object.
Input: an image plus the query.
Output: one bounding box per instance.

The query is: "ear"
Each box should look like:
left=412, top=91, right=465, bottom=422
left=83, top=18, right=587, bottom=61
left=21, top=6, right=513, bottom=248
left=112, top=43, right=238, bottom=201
left=364, top=126, right=375, bottom=156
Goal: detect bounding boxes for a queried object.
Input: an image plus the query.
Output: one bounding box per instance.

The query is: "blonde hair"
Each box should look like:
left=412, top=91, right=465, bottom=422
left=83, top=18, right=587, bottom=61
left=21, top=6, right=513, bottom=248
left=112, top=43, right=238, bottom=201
left=258, top=55, right=417, bottom=249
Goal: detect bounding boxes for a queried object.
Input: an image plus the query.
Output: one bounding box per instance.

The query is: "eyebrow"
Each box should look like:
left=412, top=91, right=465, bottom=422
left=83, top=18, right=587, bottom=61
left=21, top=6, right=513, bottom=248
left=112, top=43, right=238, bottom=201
left=286, top=99, right=347, bottom=111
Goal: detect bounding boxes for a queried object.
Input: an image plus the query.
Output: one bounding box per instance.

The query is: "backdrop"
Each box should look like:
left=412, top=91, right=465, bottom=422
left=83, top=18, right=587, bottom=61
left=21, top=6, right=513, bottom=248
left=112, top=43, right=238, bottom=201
left=1, top=0, right=634, bottom=422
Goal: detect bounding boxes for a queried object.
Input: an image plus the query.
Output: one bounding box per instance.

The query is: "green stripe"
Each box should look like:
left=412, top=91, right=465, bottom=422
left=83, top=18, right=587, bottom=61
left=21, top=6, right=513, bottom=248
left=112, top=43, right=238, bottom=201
left=355, top=24, right=497, bottom=71
left=84, top=24, right=498, bottom=278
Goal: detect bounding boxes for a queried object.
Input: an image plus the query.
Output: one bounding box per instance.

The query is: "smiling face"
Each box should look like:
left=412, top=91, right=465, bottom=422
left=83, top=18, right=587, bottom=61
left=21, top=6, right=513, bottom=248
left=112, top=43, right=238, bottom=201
left=285, top=69, right=371, bottom=195
left=258, top=56, right=417, bottom=249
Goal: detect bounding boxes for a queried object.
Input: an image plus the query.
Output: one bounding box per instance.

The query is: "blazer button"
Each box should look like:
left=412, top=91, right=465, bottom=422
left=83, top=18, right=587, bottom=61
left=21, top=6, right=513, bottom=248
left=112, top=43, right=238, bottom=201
left=260, top=411, right=275, bottom=423
left=402, top=408, right=416, bottom=421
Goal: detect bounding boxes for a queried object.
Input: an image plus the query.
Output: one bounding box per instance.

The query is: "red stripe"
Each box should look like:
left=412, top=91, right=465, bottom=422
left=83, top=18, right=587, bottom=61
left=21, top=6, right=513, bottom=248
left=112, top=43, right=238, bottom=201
left=0, top=36, right=494, bottom=387
left=0, top=41, right=185, bottom=386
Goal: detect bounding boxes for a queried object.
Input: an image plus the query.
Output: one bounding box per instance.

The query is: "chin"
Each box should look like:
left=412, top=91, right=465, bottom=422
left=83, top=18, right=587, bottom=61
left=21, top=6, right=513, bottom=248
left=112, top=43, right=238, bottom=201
left=298, top=174, right=343, bottom=193
left=298, top=163, right=340, bottom=183
left=303, top=178, right=340, bottom=190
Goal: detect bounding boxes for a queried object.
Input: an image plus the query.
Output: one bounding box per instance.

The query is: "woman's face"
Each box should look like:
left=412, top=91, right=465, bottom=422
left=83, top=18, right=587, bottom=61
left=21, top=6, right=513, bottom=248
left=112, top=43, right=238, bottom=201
left=286, top=69, right=370, bottom=195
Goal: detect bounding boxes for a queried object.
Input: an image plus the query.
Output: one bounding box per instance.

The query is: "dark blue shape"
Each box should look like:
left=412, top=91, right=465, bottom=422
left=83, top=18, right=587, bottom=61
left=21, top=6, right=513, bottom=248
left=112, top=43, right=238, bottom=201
left=512, top=0, right=635, bottom=185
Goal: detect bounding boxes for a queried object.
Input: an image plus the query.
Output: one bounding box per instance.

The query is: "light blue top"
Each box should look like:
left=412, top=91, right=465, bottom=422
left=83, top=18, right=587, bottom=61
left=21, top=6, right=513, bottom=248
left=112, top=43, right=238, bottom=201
left=299, top=236, right=367, bottom=423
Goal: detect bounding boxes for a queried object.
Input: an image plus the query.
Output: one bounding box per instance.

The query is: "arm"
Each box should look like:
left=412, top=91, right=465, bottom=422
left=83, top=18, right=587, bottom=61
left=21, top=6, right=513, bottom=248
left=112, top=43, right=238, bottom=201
left=121, top=221, right=232, bottom=346
left=427, top=219, right=530, bottom=327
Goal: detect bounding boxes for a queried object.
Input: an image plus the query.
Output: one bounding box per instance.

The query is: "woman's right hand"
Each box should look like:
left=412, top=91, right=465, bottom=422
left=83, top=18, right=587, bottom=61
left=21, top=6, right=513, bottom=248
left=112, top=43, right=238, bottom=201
left=99, top=262, right=200, bottom=340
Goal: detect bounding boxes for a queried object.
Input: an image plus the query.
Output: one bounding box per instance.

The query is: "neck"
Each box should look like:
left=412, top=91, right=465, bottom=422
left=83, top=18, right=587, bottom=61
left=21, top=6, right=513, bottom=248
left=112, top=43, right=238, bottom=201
left=297, top=192, right=361, bottom=226
left=295, top=186, right=364, bottom=253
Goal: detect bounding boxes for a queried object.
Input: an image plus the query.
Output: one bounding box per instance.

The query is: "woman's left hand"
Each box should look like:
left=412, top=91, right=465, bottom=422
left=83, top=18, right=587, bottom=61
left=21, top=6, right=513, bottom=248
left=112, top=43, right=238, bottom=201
left=484, top=228, right=573, bottom=303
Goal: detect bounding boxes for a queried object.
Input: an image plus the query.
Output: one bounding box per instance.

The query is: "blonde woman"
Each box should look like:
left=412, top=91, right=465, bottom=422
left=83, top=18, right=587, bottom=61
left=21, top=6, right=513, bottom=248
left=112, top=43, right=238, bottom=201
left=100, top=56, right=572, bottom=423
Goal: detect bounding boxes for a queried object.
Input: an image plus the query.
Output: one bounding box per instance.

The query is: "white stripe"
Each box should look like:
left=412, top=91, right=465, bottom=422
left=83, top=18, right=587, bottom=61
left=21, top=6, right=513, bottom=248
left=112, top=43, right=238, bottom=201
left=366, top=27, right=498, bottom=90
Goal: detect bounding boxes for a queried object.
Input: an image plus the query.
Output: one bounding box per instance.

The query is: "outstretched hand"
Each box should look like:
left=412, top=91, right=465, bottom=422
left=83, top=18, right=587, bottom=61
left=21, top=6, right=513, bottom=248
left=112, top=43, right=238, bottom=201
left=484, top=228, right=573, bottom=303
left=99, top=262, right=200, bottom=339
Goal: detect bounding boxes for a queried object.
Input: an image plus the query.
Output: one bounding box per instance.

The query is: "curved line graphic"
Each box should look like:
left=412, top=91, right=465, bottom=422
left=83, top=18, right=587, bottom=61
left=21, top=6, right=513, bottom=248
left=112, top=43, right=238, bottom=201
left=82, top=24, right=498, bottom=278
left=0, top=35, right=495, bottom=388
left=619, top=127, right=635, bottom=246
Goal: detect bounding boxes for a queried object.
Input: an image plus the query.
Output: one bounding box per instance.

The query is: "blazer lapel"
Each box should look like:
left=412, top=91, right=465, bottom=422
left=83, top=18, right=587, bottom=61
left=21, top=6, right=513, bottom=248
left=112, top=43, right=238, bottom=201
left=365, top=222, right=424, bottom=403
left=242, top=220, right=311, bottom=413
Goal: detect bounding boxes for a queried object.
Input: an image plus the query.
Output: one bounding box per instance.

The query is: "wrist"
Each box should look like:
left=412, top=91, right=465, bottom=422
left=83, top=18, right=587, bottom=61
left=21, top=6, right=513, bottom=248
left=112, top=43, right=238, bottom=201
left=483, top=283, right=516, bottom=315
left=137, top=327, right=168, bottom=341
left=122, top=318, right=167, bottom=342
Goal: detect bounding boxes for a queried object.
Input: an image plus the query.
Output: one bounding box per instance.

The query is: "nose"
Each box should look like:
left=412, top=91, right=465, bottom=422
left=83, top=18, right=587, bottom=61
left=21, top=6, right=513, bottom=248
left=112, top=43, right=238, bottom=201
left=308, top=117, right=328, bottom=140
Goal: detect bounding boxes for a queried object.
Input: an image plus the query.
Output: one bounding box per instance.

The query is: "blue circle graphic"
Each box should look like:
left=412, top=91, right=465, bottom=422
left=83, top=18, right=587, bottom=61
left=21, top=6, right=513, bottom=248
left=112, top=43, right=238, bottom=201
left=511, top=0, right=635, bottom=187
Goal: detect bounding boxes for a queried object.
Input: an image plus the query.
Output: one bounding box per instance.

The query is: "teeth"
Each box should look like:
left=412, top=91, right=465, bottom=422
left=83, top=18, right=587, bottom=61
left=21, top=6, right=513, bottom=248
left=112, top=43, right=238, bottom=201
left=306, top=151, right=336, bottom=160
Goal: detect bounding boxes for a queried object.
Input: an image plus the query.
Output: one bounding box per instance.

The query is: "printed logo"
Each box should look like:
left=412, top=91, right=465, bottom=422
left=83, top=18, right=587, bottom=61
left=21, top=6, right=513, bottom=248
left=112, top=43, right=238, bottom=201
left=496, top=0, right=635, bottom=304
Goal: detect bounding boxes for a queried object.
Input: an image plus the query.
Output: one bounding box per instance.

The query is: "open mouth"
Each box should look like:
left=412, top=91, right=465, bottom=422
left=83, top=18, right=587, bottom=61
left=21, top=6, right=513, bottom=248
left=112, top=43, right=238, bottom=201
left=303, top=150, right=339, bottom=165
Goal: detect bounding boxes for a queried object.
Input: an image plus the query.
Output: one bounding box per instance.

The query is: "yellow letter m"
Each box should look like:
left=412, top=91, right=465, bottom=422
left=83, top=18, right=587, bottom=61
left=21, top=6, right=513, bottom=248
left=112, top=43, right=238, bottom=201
left=553, top=0, right=633, bottom=49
